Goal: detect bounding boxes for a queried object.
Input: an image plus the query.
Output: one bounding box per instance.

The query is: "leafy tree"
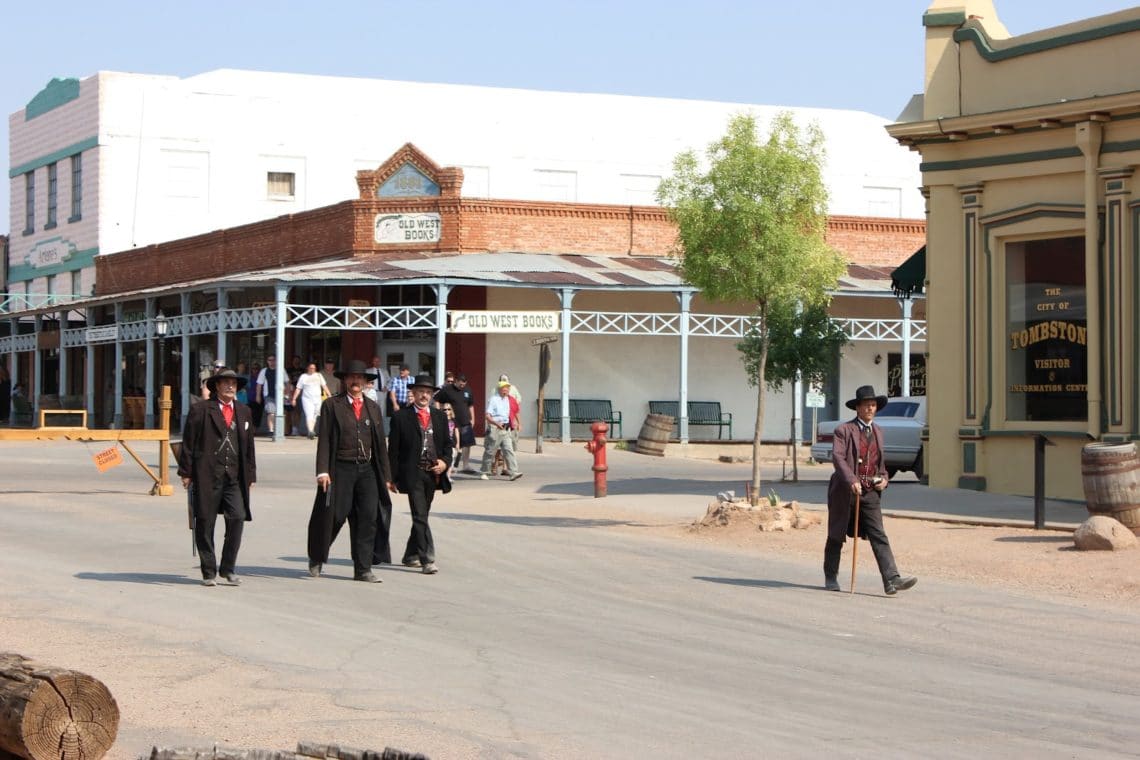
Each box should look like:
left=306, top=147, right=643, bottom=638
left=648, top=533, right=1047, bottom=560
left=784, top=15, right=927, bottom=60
left=744, top=300, right=850, bottom=392
left=741, top=300, right=850, bottom=481
left=657, top=112, right=847, bottom=504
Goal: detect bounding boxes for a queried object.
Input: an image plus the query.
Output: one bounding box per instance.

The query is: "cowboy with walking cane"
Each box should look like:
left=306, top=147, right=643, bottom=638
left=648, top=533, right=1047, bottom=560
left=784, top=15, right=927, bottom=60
left=823, top=385, right=917, bottom=596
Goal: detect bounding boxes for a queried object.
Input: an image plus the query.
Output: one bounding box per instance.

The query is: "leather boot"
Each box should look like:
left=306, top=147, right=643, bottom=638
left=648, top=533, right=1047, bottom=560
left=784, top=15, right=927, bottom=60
left=823, top=538, right=843, bottom=591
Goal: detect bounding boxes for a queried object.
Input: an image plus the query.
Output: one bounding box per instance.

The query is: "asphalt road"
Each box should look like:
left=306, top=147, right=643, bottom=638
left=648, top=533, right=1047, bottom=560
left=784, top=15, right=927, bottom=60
left=0, top=438, right=1135, bottom=759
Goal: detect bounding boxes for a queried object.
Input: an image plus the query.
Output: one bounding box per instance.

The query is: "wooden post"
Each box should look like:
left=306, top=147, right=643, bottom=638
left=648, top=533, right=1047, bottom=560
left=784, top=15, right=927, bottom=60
left=154, top=385, right=174, bottom=496
left=0, top=652, right=119, bottom=760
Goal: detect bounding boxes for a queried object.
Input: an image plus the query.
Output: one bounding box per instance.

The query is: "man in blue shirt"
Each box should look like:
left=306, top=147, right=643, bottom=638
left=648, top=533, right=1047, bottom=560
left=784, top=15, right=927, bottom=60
left=387, top=364, right=413, bottom=415
left=480, top=381, right=522, bottom=481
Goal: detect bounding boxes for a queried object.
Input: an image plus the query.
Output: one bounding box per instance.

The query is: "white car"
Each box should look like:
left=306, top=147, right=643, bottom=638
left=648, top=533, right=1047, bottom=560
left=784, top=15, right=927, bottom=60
left=810, top=397, right=926, bottom=480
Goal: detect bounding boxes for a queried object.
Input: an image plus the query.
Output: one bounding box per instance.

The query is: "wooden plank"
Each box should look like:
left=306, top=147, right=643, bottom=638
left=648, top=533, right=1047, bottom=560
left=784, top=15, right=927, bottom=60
left=0, top=430, right=169, bottom=442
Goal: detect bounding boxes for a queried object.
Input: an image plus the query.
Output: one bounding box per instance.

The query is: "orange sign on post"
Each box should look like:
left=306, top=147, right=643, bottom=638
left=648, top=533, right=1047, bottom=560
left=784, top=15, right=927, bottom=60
left=93, top=446, right=124, bottom=472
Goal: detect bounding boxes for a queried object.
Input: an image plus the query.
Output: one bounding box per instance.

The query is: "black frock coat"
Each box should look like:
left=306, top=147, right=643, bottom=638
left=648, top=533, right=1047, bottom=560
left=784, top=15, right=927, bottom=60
left=826, top=418, right=888, bottom=542
left=311, top=394, right=394, bottom=560
left=388, top=405, right=453, bottom=495
left=177, top=399, right=257, bottom=520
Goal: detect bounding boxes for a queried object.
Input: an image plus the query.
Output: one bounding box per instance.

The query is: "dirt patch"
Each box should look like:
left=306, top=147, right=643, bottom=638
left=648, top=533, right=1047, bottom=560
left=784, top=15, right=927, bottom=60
left=663, top=503, right=1140, bottom=603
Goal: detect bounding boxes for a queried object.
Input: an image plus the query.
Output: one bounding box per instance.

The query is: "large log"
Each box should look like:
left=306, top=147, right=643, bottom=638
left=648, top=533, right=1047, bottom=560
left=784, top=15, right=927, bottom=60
left=0, top=653, right=119, bottom=760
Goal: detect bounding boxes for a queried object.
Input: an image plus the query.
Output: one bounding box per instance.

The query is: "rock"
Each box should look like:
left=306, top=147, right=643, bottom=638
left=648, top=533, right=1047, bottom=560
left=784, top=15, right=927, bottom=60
left=1074, top=515, right=1139, bottom=551
left=716, top=490, right=735, bottom=503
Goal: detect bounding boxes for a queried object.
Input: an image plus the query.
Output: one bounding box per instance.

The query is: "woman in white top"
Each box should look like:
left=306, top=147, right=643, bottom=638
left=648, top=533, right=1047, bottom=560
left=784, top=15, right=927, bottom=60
left=291, top=362, right=330, bottom=439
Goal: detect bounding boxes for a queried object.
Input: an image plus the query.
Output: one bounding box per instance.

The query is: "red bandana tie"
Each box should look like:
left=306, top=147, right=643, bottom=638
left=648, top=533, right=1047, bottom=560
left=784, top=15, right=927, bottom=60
left=352, top=397, right=363, bottom=421
left=221, top=402, right=234, bottom=428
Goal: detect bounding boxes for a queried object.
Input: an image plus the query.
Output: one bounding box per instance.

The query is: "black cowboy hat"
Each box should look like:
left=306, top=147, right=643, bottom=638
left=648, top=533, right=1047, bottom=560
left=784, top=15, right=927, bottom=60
left=205, top=368, right=248, bottom=393
left=334, top=359, right=377, bottom=381
left=409, top=373, right=437, bottom=391
left=846, top=384, right=888, bottom=411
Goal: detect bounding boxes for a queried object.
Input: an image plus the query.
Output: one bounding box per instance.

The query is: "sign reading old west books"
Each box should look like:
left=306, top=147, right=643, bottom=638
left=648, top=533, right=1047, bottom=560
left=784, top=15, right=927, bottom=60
left=374, top=213, right=441, bottom=244
left=450, top=311, right=561, bottom=333
left=1005, top=237, right=1087, bottom=422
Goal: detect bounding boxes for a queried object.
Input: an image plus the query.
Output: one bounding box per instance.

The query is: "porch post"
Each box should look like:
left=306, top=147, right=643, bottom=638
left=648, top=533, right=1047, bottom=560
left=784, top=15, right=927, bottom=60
left=33, top=315, right=43, bottom=424
left=85, top=308, right=95, bottom=423
left=559, top=288, right=575, bottom=443
left=59, top=306, right=69, bottom=398
left=900, top=296, right=914, bottom=397
left=216, top=287, right=228, bottom=364
left=180, top=293, right=192, bottom=425
left=434, top=283, right=451, bottom=378
left=144, top=298, right=156, bottom=428
left=274, top=284, right=289, bottom=443
left=677, top=290, right=692, bottom=443
left=113, top=303, right=123, bottom=429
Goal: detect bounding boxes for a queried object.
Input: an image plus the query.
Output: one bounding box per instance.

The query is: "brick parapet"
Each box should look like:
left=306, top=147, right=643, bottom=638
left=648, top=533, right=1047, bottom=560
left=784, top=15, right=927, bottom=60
left=95, top=195, right=925, bottom=295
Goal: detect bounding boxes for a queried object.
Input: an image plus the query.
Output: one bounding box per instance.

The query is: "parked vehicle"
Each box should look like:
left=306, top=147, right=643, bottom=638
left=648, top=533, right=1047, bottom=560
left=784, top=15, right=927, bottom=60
left=810, top=396, right=926, bottom=480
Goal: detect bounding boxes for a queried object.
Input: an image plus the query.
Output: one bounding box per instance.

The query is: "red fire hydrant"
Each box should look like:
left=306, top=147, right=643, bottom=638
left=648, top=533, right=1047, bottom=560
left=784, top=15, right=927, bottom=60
left=584, top=421, right=608, bottom=498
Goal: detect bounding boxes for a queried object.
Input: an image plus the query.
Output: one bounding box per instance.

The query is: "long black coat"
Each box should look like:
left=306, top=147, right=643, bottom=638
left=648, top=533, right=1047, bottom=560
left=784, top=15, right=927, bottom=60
left=177, top=400, right=256, bottom=520
left=826, top=418, right=888, bottom=541
left=388, top=405, right=453, bottom=495
left=311, top=394, right=394, bottom=559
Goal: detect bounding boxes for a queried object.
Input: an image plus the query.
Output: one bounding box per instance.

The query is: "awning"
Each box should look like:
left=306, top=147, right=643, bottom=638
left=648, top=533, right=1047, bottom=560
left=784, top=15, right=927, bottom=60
left=891, top=245, right=925, bottom=298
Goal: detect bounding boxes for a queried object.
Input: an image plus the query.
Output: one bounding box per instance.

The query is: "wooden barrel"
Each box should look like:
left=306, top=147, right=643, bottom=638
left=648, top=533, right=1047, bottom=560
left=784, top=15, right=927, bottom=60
left=1081, top=442, right=1140, bottom=535
left=635, top=413, right=673, bottom=457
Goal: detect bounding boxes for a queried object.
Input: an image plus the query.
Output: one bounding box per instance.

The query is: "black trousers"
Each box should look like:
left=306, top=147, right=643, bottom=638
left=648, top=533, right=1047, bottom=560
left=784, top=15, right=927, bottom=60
left=824, top=488, right=899, bottom=582
left=308, top=461, right=377, bottom=578
left=195, top=475, right=246, bottom=579
left=402, top=469, right=437, bottom=564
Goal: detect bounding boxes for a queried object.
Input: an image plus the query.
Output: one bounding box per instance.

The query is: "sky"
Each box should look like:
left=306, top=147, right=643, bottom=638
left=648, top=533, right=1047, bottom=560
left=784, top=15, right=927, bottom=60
left=3, top=0, right=1137, bottom=230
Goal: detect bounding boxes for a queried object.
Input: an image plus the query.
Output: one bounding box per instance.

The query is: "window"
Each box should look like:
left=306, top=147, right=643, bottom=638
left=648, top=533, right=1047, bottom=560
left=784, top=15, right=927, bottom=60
left=864, top=186, right=903, bottom=218
left=533, top=169, right=577, bottom=202
left=46, top=274, right=56, bottom=299
left=71, top=270, right=83, bottom=298
left=69, top=153, right=83, bottom=221
left=620, top=174, right=661, bottom=205
left=45, top=162, right=58, bottom=228
left=1005, top=236, right=1086, bottom=422
left=23, top=172, right=35, bottom=234
left=267, top=171, right=295, bottom=199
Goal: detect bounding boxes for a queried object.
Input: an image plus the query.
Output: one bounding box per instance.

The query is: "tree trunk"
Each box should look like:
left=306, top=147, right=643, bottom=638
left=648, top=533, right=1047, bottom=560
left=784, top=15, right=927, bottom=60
left=751, top=338, right=769, bottom=506
left=0, top=653, right=119, bottom=760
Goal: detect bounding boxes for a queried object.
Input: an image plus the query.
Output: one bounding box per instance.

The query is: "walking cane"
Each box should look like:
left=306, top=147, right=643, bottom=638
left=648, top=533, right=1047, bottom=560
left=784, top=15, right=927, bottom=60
left=849, top=488, right=861, bottom=594
left=187, top=483, right=198, bottom=558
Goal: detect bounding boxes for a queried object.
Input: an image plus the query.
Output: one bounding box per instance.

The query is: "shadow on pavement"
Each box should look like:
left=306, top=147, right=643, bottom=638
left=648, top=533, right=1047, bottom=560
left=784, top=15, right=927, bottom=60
left=993, top=535, right=1072, bottom=544
left=439, top=512, right=648, bottom=528
left=75, top=572, right=202, bottom=585
left=693, top=576, right=822, bottom=592
left=538, top=477, right=756, bottom=498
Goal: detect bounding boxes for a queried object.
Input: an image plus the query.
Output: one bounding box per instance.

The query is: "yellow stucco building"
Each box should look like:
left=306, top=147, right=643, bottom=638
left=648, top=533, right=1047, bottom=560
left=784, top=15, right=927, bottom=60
left=888, top=1, right=1140, bottom=500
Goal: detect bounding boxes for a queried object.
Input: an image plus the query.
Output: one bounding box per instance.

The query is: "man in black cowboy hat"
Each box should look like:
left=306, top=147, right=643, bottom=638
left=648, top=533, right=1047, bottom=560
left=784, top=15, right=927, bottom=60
left=824, top=385, right=917, bottom=596
left=177, top=368, right=257, bottom=586
left=387, top=373, right=453, bottom=574
left=308, top=359, right=393, bottom=583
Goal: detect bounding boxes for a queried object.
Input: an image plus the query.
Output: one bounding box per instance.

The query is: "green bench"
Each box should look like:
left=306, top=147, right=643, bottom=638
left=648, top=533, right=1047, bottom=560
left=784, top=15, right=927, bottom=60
left=648, top=400, right=733, bottom=439
left=542, top=398, right=623, bottom=438
left=11, top=397, right=33, bottom=426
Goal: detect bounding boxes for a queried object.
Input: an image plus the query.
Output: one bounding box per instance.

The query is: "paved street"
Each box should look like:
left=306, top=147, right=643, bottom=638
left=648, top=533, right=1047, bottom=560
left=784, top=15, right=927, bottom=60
left=0, top=437, right=1134, bottom=759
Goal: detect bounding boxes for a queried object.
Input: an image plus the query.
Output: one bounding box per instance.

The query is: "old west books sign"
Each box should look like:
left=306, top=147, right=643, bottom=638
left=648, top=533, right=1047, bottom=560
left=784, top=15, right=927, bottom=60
left=374, top=213, right=442, bottom=243
left=450, top=310, right=560, bottom=333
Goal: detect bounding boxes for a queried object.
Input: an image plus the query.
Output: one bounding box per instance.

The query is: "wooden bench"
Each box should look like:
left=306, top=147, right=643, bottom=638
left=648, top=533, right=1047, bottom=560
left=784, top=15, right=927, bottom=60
left=648, top=400, right=733, bottom=439
left=542, top=398, right=623, bottom=438
left=11, top=397, right=33, bottom=427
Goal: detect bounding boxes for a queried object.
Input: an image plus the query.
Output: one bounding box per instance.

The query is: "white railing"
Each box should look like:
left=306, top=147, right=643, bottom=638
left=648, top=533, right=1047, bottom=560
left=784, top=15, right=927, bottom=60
left=0, top=293, right=85, bottom=314
left=0, top=306, right=926, bottom=351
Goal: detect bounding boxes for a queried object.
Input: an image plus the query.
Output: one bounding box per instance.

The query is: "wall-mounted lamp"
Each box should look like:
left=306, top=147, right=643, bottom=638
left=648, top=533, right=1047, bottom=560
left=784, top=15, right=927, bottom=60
left=874, top=354, right=883, bottom=365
